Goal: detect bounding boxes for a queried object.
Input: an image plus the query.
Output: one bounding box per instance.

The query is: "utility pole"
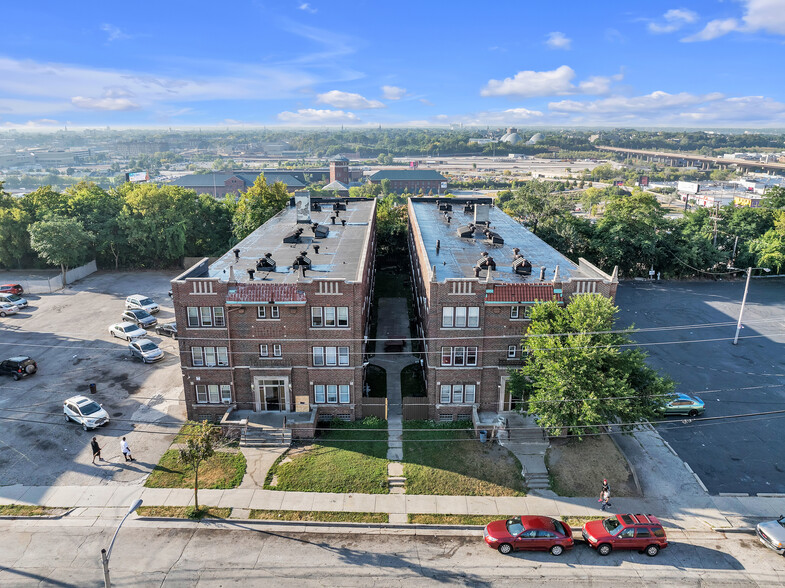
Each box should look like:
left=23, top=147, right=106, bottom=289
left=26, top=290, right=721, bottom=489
left=733, top=266, right=771, bottom=345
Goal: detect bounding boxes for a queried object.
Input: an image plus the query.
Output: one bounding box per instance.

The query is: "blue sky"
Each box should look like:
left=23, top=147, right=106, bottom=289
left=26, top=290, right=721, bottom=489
left=1, top=0, right=784, bottom=129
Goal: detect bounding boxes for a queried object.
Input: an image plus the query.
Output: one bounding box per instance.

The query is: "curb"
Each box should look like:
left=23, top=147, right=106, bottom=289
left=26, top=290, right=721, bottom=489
left=712, top=527, right=756, bottom=534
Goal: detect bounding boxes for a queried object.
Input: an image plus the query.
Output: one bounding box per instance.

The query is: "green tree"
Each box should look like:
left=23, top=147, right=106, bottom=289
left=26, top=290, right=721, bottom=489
left=232, top=176, right=289, bottom=240
left=380, top=178, right=392, bottom=195
left=502, top=180, right=570, bottom=235
left=65, top=182, right=125, bottom=269
left=749, top=211, right=785, bottom=273
left=516, top=295, right=672, bottom=437
left=178, top=421, right=221, bottom=512
left=375, top=194, right=408, bottom=260
left=761, top=186, right=785, bottom=209
left=28, top=216, right=94, bottom=284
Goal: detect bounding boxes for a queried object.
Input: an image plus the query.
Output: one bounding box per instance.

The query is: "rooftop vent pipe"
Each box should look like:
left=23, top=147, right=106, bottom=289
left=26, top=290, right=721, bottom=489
left=539, top=267, right=546, bottom=280
left=313, top=244, right=320, bottom=254
left=247, top=269, right=255, bottom=280
left=233, top=248, right=241, bottom=261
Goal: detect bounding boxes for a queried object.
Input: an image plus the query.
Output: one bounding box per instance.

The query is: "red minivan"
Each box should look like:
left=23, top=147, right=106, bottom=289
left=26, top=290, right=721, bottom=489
left=582, top=514, right=668, bottom=557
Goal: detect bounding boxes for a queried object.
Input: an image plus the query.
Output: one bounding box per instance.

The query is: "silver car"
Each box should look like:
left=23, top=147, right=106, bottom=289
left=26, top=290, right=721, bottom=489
left=63, top=395, right=110, bottom=431
left=109, top=322, right=146, bottom=341
left=757, top=515, right=785, bottom=555
left=128, top=339, right=164, bottom=363
left=126, top=294, right=160, bottom=314
left=0, top=293, right=28, bottom=308
left=121, top=308, right=157, bottom=328
left=0, top=302, right=19, bottom=317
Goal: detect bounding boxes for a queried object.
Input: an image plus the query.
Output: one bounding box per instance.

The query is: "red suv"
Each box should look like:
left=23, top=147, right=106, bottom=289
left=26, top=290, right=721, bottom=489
left=582, top=514, right=667, bottom=557
left=0, top=284, right=23, bottom=295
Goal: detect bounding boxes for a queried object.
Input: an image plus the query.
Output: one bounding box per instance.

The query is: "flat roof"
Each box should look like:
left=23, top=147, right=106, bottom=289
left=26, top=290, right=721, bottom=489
left=410, top=199, right=583, bottom=283
left=206, top=199, right=375, bottom=284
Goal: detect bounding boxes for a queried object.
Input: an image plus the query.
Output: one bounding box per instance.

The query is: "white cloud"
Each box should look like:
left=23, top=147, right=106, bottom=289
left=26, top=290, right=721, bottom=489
left=419, top=98, right=434, bottom=106
left=381, top=85, right=406, bottom=100
left=71, top=96, right=140, bottom=111
left=481, top=65, right=576, bottom=97
left=549, top=91, right=724, bottom=114
left=2, top=118, right=60, bottom=128
left=298, top=3, right=317, bottom=14
left=100, top=24, right=131, bottom=42
left=648, top=8, right=698, bottom=33
left=682, top=0, right=785, bottom=42
left=545, top=32, right=572, bottom=50
left=481, top=66, right=619, bottom=98
left=316, top=90, right=384, bottom=109
left=682, top=18, right=740, bottom=41
left=277, top=108, right=359, bottom=124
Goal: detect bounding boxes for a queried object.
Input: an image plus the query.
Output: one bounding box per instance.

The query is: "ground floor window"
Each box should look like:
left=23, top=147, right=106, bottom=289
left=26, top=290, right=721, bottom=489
left=195, top=384, right=232, bottom=404
left=439, top=383, right=476, bottom=404
left=314, top=383, right=351, bottom=404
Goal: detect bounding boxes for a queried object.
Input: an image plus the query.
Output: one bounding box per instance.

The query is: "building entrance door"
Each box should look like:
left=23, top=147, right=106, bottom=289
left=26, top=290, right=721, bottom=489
left=255, top=378, right=289, bottom=411
left=499, top=376, right=513, bottom=412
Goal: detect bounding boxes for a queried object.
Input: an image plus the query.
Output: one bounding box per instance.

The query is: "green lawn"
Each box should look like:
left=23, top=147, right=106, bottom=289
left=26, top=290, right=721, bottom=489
left=409, top=514, right=512, bottom=525
left=144, top=450, right=247, bottom=489
left=400, top=362, right=426, bottom=397
left=365, top=364, right=387, bottom=398
left=0, top=505, right=64, bottom=517
left=250, top=510, right=388, bottom=523
left=265, top=418, right=389, bottom=494
left=403, top=421, right=526, bottom=496
left=137, top=506, right=232, bottom=519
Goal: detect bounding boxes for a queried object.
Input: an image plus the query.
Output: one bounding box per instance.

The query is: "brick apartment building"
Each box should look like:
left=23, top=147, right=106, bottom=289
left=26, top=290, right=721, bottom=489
left=368, top=169, right=448, bottom=194
left=408, top=198, right=618, bottom=420
left=169, top=172, right=306, bottom=198
left=171, top=194, right=376, bottom=423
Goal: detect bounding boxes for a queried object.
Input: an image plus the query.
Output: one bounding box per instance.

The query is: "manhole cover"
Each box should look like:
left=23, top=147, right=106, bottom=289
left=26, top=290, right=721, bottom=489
left=112, top=412, right=123, bottom=417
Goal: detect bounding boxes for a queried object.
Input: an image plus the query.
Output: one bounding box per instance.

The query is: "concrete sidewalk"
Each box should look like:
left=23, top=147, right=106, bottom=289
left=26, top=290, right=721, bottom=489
left=2, top=483, right=783, bottom=531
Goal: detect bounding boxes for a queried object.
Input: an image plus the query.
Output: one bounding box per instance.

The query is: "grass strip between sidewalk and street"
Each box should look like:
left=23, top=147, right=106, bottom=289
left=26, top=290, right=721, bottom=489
left=137, top=506, right=232, bottom=519
left=145, top=450, right=247, bottom=489
left=408, top=514, right=514, bottom=526
left=0, top=505, right=65, bottom=517
left=250, top=510, right=389, bottom=523
left=403, top=421, right=526, bottom=496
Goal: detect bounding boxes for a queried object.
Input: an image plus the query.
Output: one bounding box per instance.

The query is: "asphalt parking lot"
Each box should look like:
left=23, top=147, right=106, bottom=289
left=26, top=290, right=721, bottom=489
left=616, top=278, right=785, bottom=495
left=0, top=270, right=185, bottom=486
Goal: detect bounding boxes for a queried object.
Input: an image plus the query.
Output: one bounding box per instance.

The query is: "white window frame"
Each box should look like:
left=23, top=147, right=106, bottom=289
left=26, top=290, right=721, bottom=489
left=271, top=305, right=280, bottom=319
left=207, top=384, right=220, bottom=403
left=257, top=306, right=266, bottom=319
left=314, top=384, right=325, bottom=404
left=510, top=306, right=519, bottom=319
left=324, top=307, right=336, bottom=327
left=465, top=384, right=476, bottom=403
left=467, top=347, right=477, bottom=366
left=507, top=345, right=517, bottom=359
left=196, top=384, right=207, bottom=403
left=260, top=344, right=269, bottom=357
left=440, top=384, right=451, bottom=403
left=452, top=384, right=464, bottom=403
left=191, top=347, right=204, bottom=367
left=442, top=307, right=454, bottom=328
left=313, top=347, right=325, bottom=366
left=453, top=346, right=466, bottom=367
left=467, top=307, right=479, bottom=328
left=311, top=307, right=323, bottom=327
left=213, top=307, right=225, bottom=327
left=220, top=384, right=232, bottom=404
left=337, top=307, right=349, bottom=327
left=217, top=347, right=229, bottom=366
left=187, top=307, right=199, bottom=327
left=339, top=384, right=350, bottom=403
left=441, top=347, right=452, bottom=366
left=204, top=347, right=217, bottom=367
left=327, top=384, right=338, bottom=403
left=200, top=307, right=213, bottom=327
left=338, top=347, right=349, bottom=366
left=455, top=307, right=467, bottom=328
left=325, top=347, right=337, bottom=366
left=273, top=344, right=282, bottom=357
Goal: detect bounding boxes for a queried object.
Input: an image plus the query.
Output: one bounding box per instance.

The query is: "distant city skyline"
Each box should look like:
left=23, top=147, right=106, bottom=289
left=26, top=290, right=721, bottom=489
left=2, top=0, right=785, bottom=129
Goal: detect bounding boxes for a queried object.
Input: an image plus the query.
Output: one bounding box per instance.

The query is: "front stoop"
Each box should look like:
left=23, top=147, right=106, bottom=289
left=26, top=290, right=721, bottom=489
left=388, top=462, right=406, bottom=494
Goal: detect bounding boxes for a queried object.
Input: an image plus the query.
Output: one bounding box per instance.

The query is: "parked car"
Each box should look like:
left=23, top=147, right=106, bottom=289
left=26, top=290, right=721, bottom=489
left=0, top=293, right=28, bottom=309
left=0, top=284, right=23, bottom=295
left=582, top=514, right=668, bottom=556
left=63, top=395, right=110, bottom=431
left=121, top=309, right=157, bottom=328
left=109, top=322, right=147, bottom=341
left=155, top=322, right=177, bottom=338
left=756, top=515, right=785, bottom=555
left=125, top=294, right=160, bottom=314
left=484, top=516, right=574, bottom=556
left=0, top=302, right=19, bottom=317
left=0, top=356, right=37, bottom=380
left=128, top=339, right=164, bottom=363
left=661, top=393, right=705, bottom=417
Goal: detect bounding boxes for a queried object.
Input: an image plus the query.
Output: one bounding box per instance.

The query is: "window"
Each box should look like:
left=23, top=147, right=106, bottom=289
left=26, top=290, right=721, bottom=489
left=217, top=347, right=229, bottom=366
left=636, top=529, right=651, bottom=538
left=441, top=347, right=478, bottom=367
left=258, top=305, right=279, bottom=319
left=452, top=384, right=464, bottom=403
left=200, top=307, right=213, bottom=327
left=207, top=384, right=220, bottom=403
left=273, top=344, right=282, bottom=357
left=619, top=528, right=635, bottom=539
left=311, top=306, right=349, bottom=328
left=196, top=384, right=207, bottom=403
left=314, top=384, right=325, bottom=403
left=220, top=385, right=232, bottom=403
left=339, top=385, right=350, bottom=403
left=191, top=347, right=204, bottom=367
left=440, top=385, right=451, bottom=403
left=204, top=347, right=216, bottom=367
left=510, top=306, right=519, bottom=319
left=327, top=385, right=338, bottom=403
left=338, top=347, right=349, bottom=366
left=271, top=306, right=279, bottom=319
left=213, top=307, right=225, bottom=327
left=440, top=384, right=476, bottom=404
left=653, top=528, right=666, bottom=538
left=507, top=345, right=517, bottom=358
left=313, top=347, right=324, bottom=366
left=187, top=307, right=199, bottom=327
left=260, top=344, right=269, bottom=357
left=257, top=306, right=266, bottom=319
left=465, top=384, right=476, bottom=403
left=442, top=306, right=480, bottom=328
left=511, top=306, right=533, bottom=320
left=326, top=347, right=337, bottom=366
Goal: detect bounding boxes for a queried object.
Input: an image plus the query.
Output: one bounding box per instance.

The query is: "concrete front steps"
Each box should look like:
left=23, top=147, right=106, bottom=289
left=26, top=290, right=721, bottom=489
left=240, top=426, right=292, bottom=448
left=388, top=462, right=405, bottom=494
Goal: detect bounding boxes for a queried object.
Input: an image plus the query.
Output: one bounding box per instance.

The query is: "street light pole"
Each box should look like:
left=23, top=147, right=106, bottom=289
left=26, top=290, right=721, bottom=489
left=101, top=498, right=143, bottom=588
left=732, top=266, right=770, bottom=345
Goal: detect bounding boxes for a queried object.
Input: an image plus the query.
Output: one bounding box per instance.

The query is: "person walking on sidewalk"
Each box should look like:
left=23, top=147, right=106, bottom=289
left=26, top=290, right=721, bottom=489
left=121, top=437, right=134, bottom=462
left=90, top=437, right=103, bottom=464
left=599, top=488, right=610, bottom=511
left=601, top=478, right=612, bottom=508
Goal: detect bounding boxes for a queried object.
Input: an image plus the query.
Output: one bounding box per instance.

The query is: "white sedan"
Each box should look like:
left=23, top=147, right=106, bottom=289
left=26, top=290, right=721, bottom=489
left=63, top=395, right=110, bottom=431
left=0, top=302, right=19, bottom=317
left=109, top=321, right=146, bottom=341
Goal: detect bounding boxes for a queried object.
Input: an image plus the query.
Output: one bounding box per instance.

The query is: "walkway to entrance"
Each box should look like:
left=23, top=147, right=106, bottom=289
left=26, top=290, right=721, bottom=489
left=369, top=297, right=417, bottom=463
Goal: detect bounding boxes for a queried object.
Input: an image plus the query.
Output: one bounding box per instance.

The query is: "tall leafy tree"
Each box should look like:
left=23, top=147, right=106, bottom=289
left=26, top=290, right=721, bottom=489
left=502, top=180, right=570, bottom=235
left=232, top=176, right=289, bottom=240
left=376, top=194, right=408, bottom=259
left=516, top=294, right=672, bottom=437
left=0, top=189, right=33, bottom=269
left=65, top=182, right=125, bottom=269
left=761, top=186, right=785, bottom=209
left=28, top=216, right=94, bottom=284
left=178, top=420, right=221, bottom=512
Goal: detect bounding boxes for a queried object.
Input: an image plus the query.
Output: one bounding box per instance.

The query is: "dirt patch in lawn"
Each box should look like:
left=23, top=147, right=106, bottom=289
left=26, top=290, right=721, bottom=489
left=546, top=436, right=639, bottom=498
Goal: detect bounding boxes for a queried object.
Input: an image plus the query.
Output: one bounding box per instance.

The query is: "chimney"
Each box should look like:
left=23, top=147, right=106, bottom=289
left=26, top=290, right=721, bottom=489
left=247, top=269, right=255, bottom=280
left=228, top=265, right=236, bottom=282
left=431, top=265, right=437, bottom=283
left=474, top=203, right=490, bottom=225
left=552, top=265, right=560, bottom=283
left=295, top=191, right=311, bottom=224
left=539, top=267, right=546, bottom=280
left=233, top=248, right=240, bottom=261
left=436, top=239, right=440, bottom=254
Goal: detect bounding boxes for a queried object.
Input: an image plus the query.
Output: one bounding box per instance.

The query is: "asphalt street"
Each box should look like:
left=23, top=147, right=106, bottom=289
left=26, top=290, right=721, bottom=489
left=1, top=522, right=782, bottom=587
left=616, top=278, right=785, bottom=495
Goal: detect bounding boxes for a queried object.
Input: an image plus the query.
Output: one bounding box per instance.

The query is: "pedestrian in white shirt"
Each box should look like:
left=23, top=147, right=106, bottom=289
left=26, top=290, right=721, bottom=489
left=121, top=437, right=134, bottom=462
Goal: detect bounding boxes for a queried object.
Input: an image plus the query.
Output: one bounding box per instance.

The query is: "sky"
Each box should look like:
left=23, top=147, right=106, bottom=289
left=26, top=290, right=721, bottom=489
left=1, top=0, right=785, bottom=130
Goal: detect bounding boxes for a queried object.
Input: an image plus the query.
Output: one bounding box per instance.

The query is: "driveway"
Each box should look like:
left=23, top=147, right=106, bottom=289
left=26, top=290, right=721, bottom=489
left=0, top=270, right=185, bottom=486
left=616, top=279, right=785, bottom=495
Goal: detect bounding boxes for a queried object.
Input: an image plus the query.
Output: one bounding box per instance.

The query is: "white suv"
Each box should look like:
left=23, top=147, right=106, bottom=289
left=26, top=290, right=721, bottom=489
left=125, top=295, right=159, bottom=314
